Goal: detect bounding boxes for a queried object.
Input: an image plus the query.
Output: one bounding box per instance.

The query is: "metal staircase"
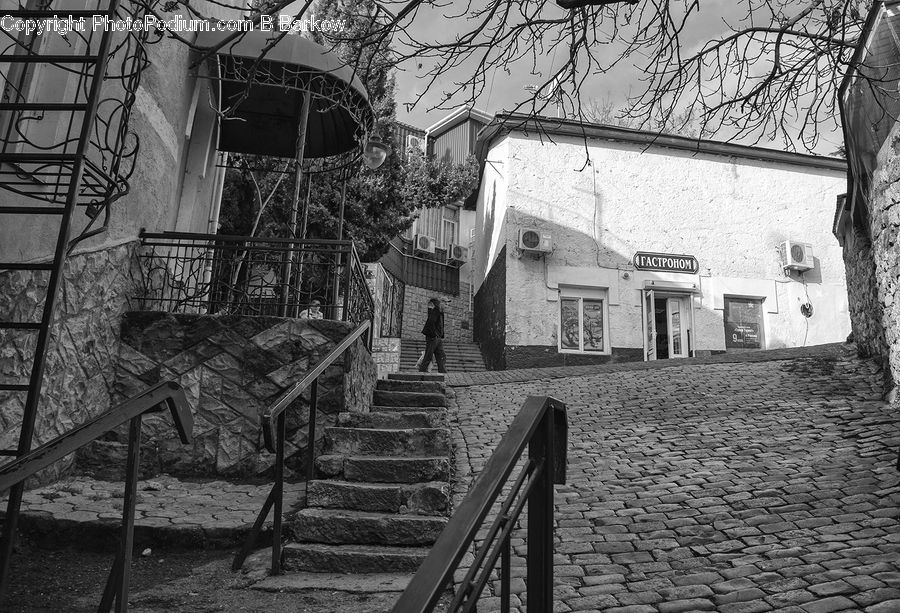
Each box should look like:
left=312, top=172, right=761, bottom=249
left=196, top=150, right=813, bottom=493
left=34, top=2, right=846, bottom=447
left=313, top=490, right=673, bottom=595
left=0, top=0, right=149, bottom=595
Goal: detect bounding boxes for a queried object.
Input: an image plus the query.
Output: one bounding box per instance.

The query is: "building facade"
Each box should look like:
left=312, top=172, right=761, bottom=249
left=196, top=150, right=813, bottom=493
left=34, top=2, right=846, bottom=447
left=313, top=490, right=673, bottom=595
left=380, top=106, right=490, bottom=343
left=473, top=115, right=851, bottom=370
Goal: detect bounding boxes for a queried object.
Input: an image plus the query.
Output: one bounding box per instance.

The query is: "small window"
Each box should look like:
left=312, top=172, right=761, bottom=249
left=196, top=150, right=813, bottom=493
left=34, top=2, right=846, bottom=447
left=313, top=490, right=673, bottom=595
left=724, top=297, right=764, bottom=350
left=559, top=287, right=610, bottom=354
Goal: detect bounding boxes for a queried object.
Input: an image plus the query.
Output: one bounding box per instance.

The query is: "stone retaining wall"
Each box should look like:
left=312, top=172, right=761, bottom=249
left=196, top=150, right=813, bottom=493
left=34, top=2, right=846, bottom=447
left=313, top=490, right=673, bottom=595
left=98, top=312, right=375, bottom=478
left=847, top=127, right=900, bottom=390
left=401, top=281, right=473, bottom=343
left=0, top=242, right=142, bottom=481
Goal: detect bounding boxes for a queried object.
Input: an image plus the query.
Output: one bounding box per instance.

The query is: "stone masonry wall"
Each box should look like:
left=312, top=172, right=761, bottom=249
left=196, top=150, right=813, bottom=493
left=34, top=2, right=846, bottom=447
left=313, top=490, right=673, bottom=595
left=401, top=281, right=473, bottom=343
left=473, top=246, right=506, bottom=370
left=103, top=313, right=375, bottom=478
left=0, top=241, right=142, bottom=481
left=863, top=128, right=900, bottom=388
left=841, top=224, right=890, bottom=380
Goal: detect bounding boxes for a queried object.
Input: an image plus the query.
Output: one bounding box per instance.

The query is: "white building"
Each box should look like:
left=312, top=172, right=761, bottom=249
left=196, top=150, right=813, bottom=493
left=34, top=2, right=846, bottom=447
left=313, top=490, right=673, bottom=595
left=472, top=114, right=851, bottom=369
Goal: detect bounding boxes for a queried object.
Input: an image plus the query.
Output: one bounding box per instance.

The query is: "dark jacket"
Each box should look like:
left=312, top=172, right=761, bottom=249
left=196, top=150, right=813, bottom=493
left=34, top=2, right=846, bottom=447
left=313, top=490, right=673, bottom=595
left=422, top=308, right=444, bottom=338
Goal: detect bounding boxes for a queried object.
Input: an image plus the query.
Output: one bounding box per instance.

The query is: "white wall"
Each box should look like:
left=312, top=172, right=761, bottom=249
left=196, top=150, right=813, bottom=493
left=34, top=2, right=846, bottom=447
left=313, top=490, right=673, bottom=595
left=473, top=138, right=510, bottom=293
left=478, top=132, right=850, bottom=352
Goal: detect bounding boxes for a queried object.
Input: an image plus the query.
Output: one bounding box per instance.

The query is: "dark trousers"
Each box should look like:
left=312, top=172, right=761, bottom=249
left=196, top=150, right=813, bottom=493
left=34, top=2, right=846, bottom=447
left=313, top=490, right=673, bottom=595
left=420, top=336, right=447, bottom=373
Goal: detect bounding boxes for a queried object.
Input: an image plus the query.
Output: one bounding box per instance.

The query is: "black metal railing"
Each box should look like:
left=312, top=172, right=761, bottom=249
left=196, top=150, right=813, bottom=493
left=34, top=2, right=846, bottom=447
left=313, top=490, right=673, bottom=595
left=232, top=319, right=372, bottom=575
left=393, top=395, right=567, bottom=612
left=380, top=241, right=460, bottom=296
left=137, top=231, right=375, bottom=327
left=0, top=380, right=192, bottom=612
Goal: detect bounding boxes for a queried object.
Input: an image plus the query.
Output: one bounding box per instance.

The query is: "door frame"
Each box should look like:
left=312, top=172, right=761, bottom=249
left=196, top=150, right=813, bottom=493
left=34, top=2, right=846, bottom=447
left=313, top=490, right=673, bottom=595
left=642, top=289, right=696, bottom=360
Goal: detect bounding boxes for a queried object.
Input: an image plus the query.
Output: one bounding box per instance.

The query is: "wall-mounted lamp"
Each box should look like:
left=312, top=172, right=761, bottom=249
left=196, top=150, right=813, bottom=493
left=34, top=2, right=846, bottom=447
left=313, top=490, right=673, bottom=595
left=362, top=138, right=390, bottom=170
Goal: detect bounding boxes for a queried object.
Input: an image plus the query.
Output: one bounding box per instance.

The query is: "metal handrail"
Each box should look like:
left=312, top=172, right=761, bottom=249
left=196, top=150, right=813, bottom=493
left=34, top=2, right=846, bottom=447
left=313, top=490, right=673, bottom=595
left=0, top=380, right=193, bottom=612
left=392, top=395, right=567, bottom=613
left=233, top=319, right=372, bottom=574
left=140, top=230, right=359, bottom=247
left=137, top=231, right=375, bottom=325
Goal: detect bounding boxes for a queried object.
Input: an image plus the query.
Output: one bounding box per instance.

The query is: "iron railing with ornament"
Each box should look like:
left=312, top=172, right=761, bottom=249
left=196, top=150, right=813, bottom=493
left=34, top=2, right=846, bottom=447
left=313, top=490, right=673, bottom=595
left=136, top=232, right=374, bottom=340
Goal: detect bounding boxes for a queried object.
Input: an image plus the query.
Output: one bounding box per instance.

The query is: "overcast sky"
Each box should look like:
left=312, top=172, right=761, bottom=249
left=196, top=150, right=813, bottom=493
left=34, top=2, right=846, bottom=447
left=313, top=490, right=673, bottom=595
left=391, top=0, right=741, bottom=129
left=383, top=1, right=844, bottom=154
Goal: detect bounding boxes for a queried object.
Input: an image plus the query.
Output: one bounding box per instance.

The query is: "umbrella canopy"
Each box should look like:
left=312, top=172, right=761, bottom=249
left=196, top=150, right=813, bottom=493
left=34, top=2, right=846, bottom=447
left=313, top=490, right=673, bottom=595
left=196, top=31, right=374, bottom=160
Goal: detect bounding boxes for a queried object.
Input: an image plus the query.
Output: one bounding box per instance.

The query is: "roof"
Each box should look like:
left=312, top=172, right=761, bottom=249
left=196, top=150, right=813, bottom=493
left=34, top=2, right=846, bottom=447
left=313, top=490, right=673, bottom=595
left=394, top=120, right=425, bottom=137
left=474, top=113, right=848, bottom=173
left=425, top=106, right=493, bottom=138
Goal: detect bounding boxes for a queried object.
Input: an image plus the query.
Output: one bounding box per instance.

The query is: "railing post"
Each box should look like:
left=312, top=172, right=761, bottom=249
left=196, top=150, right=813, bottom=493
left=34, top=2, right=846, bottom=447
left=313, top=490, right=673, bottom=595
left=342, top=248, right=352, bottom=322
left=271, top=411, right=286, bottom=575
left=99, top=414, right=142, bottom=613
left=305, top=378, right=318, bottom=482
left=526, top=405, right=555, bottom=612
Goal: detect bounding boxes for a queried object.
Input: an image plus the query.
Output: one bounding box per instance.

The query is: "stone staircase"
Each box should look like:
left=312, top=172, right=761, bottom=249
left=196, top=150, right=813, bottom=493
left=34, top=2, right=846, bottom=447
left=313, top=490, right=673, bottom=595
left=400, top=338, right=486, bottom=372
left=281, top=372, right=452, bottom=582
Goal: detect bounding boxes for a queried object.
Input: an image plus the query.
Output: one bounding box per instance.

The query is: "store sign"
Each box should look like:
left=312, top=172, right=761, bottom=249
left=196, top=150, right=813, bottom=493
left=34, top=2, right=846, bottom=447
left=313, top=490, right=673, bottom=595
left=633, top=252, right=699, bottom=274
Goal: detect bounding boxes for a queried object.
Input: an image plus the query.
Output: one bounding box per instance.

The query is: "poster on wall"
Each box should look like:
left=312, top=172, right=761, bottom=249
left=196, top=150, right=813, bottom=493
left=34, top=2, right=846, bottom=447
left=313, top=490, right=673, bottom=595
left=560, top=297, right=580, bottom=350
left=724, top=298, right=763, bottom=349
left=582, top=300, right=604, bottom=352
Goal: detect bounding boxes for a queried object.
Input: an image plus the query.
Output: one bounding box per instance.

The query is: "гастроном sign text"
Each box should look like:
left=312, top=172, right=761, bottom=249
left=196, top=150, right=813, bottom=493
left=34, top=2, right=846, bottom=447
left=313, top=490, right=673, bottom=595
left=633, top=252, right=699, bottom=274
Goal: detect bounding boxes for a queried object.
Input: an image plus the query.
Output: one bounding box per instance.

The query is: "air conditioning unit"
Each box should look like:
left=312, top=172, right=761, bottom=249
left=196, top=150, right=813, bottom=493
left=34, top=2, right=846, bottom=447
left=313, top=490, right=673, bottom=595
left=780, top=240, right=814, bottom=271
left=518, top=227, right=553, bottom=253
left=406, top=134, right=426, bottom=152
left=448, top=244, right=468, bottom=263
left=414, top=234, right=436, bottom=254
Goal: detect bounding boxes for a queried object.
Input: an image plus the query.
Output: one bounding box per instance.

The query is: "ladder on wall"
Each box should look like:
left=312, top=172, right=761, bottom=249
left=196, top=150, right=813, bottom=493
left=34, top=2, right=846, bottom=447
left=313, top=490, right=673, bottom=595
left=0, top=0, right=124, bottom=593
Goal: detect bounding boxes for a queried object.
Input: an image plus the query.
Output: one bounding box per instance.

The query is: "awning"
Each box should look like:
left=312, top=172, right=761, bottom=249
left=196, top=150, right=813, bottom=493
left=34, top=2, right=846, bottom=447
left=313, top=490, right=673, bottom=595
left=195, top=31, right=374, bottom=159
left=642, top=280, right=701, bottom=294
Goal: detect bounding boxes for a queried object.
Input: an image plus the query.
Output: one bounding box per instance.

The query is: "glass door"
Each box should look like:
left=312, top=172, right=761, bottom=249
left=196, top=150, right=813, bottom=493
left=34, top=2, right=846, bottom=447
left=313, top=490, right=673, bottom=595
left=666, top=298, right=688, bottom=358
left=643, top=290, right=656, bottom=361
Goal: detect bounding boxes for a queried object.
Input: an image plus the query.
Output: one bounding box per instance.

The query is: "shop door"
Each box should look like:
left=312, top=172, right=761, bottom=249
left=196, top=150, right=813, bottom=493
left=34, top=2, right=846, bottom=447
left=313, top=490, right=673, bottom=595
left=666, top=298, right=688, bottom=359
left=642, top=290, right=656, bottom=361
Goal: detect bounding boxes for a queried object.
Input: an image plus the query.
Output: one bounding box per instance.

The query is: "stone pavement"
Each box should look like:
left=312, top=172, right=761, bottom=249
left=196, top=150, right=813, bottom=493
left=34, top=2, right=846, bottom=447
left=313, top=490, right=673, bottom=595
left=2, top=475, right=305, bottom=549
left=444, top=343, right=854, bottom=388
left=448, top=346, right=900, bottom=612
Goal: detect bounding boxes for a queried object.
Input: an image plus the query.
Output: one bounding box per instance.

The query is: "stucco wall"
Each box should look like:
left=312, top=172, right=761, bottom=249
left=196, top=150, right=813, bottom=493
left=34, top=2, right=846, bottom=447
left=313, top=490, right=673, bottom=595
left=473, top=139, right=510, bottom=294
left=480, top=132, right=850, bottom=357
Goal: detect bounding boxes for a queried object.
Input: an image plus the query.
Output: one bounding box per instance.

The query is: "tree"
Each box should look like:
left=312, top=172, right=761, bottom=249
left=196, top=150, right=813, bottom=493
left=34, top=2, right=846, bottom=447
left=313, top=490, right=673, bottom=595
left=318, top=0, right=870, bottom=152
left=143, top=0, right=873, bottom=153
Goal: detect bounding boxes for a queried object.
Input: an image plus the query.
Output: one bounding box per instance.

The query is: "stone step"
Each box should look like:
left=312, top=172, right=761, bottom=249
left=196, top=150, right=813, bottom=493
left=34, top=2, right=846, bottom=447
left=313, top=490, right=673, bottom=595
left=325, top=427, right=451, bottom=456
left=316, top=455, right=451, bottom=483
left=387, top=373, right=445, bottom=382
left=282, top=542, right=428, bottom=574
left=373, top=390, right=447, bottom=407
left=290, top=508, right=448, bottom=546
left=252, top=571, right=412, bottom=594
left=306, top=480, right=450, bottom=515
left=337, top=411, right=447, bottom=429
left=368, top=405, right=447, bottom=414
left=375, top=379, right=445, bottom=394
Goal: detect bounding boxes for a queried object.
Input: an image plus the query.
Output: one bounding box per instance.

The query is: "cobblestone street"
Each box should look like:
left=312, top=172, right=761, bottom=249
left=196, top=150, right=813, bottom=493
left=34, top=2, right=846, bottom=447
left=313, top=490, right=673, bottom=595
left=450, top=347, right=900, bottom=612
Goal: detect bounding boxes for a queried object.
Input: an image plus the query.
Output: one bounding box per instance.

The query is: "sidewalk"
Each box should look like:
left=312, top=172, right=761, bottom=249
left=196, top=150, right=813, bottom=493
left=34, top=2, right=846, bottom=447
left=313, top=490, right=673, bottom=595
left=2, top=474, right=305, bottom=550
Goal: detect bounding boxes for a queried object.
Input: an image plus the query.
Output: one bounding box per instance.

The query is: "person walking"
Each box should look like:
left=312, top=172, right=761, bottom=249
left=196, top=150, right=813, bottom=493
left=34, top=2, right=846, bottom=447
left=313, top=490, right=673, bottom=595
left=419, top=298, right=447, bottom=373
